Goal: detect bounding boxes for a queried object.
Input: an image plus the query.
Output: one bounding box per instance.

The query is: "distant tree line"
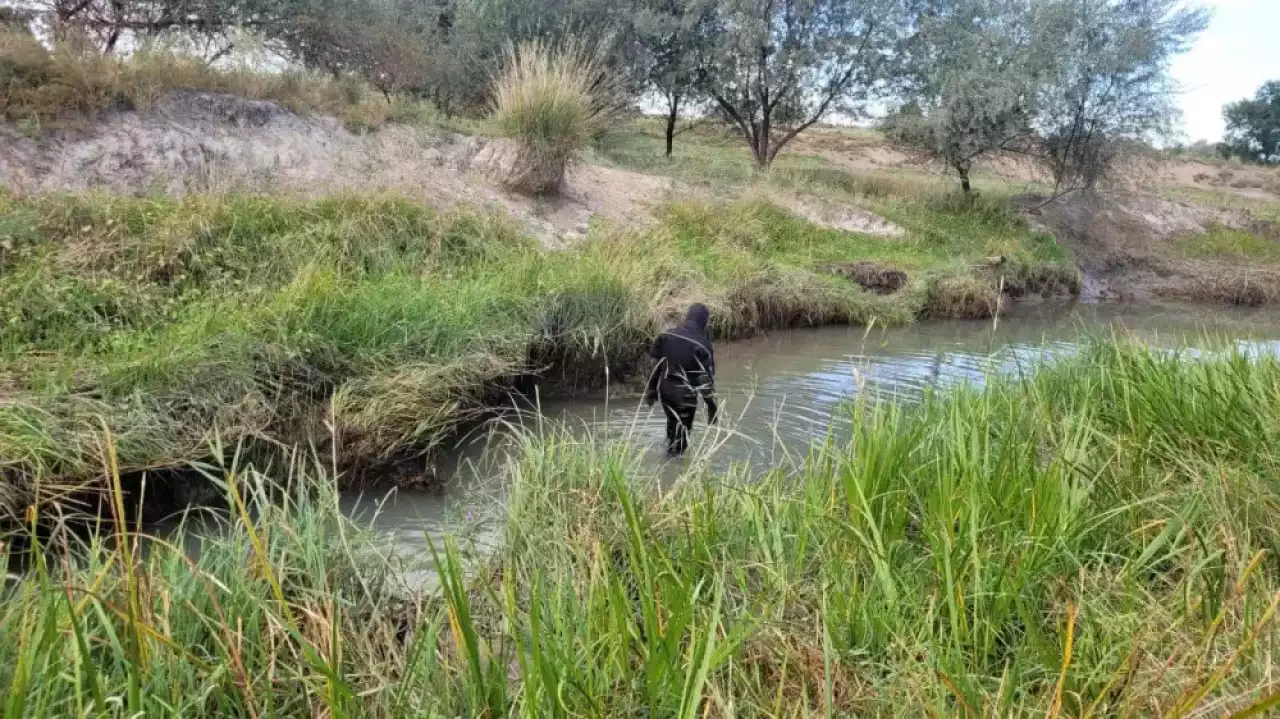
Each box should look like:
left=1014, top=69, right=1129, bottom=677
left=1220, top=81, right=1280, bottom=165
left=3, top=0, right=1210, bottom=191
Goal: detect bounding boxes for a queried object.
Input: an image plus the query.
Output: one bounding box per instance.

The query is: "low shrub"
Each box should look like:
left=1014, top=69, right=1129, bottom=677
left=489, top=40, right=626, bottom=194
left=0, top=30, right=435, bottom=132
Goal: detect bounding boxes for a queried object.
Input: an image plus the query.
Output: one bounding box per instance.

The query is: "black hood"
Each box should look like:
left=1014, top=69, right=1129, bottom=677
left=683, top=303, right=710, bottom=333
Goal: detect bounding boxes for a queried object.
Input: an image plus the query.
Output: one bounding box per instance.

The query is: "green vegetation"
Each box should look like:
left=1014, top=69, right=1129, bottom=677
left=1165, top=185, right=1280, bottom=226
left=1173, top=224, right=1280, bottom=264
left=1223, top=80, right=1280, bottom=166
left=0, top=187, right=1072, bottom=507
left=0, top=30, right=440, bottom=133
left=594, top=123, right=831, bottom=186
left=6, top=340, right=1280, bottom=716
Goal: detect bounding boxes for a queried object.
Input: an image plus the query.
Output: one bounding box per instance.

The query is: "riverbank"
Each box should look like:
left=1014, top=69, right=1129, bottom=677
left=5, top=340, right=1279, bottom=715
left=0, top=189, right=1075, bottom=511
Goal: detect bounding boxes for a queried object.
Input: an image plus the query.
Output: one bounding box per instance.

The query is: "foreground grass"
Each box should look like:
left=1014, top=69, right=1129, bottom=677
left=5, top=340, right=1280, bottom=716
left=0, top=188, right=1072, bottom=504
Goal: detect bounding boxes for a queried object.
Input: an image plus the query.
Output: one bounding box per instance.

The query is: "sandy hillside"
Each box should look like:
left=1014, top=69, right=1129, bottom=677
left=0, top=91, right=671, bottom=246
left=793, top=124, right=1280, bottom=203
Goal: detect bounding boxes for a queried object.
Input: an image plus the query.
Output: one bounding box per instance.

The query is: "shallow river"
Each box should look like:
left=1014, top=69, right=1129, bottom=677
left=338, top=301, right=1280, bottom=566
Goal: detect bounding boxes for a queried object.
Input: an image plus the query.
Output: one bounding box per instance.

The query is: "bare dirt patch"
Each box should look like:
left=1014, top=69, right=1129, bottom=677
left=1016, top=192, right=1280, bottom=304
left=1157, top=159, right=1280, bottom=202
left=0, top=91, right=670, bottom=246
left=761, top=191, right=906, bottom=237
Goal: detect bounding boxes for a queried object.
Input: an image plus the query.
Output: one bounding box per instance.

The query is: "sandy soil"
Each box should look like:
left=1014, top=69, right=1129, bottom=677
left=1157, top=159, right=1280, bottom=201
left=1017, top=192, right=1280, bottom=304
left=0, top=91, right=671, bottom=246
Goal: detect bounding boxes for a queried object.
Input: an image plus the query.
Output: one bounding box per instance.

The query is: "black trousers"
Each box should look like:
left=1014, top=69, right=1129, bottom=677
left=659, top=379, right=697, bottom=455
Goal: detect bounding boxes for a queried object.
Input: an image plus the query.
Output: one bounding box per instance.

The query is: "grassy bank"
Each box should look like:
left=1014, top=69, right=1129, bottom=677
left=0, top=188, right=1073, bottom=506
left=5, top=340, right=1280, bottom=716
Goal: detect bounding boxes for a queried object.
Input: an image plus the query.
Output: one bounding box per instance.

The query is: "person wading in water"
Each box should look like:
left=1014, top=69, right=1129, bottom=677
left=645, top=303, right=719, bottom=455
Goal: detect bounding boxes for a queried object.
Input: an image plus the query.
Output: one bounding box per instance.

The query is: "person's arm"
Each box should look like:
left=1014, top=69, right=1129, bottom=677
left=695, top=342, right=718, bottom=423
left=644, top=336, right=663, bottom=406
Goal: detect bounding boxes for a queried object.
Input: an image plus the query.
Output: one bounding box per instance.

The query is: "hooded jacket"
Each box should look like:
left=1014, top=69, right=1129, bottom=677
left=645, top=304, right=717, bottom=406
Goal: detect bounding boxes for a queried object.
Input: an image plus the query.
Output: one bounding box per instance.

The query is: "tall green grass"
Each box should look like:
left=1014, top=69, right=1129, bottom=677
left=0, top=188, right=1071, bottom=511
left=4, top=340, right=1280, bottom=716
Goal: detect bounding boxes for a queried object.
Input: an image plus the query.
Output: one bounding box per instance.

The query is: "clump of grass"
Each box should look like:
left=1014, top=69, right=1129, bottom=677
left=776, top=164, right=945, bottom=200
left=490, top=39, right=627, bottom=194
left=2, top=451, right=435, bottom=717
left=925, top=271, right=1001, bottom=318
left=0, top=30, right=436, bottom=132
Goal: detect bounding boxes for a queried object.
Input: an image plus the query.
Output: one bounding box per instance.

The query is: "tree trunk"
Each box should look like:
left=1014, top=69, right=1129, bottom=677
left=756, top=107, right=770, bottom=167
left=664, top=94, right=679, bottom=158
left=756, top=108, right=772, bottom=168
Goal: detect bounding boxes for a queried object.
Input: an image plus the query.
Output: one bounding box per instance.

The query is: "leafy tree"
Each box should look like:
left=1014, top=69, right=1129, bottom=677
left=1032, top=0, right=1207, bottom=191
left=421, top=0, right=638, bottom=114
left=632, top=0, right=714, bottom=156
left=0, top=5, right=34, bottom=34
left=268, top=0, right=436, bottom=91
left=697, top=0, right=906, bottom=168
left=1222, top=81, right=1280, bottom=165
left=27, top=0, right=284, bottom=52
left=894, top=0, right=1040, bottom=193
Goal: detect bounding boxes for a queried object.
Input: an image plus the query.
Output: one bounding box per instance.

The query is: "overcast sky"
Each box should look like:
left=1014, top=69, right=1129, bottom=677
left=1171, top=0, right=1280, bottom=143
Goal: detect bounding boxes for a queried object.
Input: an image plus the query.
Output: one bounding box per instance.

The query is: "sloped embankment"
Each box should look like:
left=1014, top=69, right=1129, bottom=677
left=1018, top=192, right=1280, bottom=305
left=0, top=91, right=670, bottom=246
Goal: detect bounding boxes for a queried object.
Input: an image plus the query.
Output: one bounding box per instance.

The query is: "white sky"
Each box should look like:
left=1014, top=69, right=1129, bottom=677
left=1171, top=0, right=1280, bottom=143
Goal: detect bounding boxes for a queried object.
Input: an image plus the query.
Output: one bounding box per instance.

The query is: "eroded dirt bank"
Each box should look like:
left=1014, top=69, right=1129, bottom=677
left=0, top=91, right=672, bottom=246
left=1018, top=193, right=1280, bottom=305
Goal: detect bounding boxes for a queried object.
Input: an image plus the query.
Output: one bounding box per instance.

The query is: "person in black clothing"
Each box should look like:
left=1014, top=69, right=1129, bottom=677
left=645, top=303, right=719, bottom=455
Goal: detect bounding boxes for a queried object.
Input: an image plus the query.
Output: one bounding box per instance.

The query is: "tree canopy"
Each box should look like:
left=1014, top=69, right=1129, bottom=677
left=888, top=0, right=1206, bottom=193
left=696, top=0, right=907, bottom=167
left=1222, top=81, right=1280, bottom=165
left=2, top=0, right=1209, bottom=173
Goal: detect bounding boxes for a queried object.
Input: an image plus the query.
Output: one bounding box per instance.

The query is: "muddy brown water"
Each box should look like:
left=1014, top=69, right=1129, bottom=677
left=333, top=301, right=1280, bottom=576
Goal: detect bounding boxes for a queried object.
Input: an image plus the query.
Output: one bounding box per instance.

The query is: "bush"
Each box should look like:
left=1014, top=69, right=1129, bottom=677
left=489, top=40, right=625, bottom=194
left=0, top=30, right=435, bottom=132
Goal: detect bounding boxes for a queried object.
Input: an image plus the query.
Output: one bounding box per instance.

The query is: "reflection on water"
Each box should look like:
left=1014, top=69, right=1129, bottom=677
left=337, top=301, right=1280, bottom=571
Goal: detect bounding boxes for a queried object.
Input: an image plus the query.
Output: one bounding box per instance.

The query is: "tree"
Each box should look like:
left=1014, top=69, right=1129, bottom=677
left=421, top=0, right=639, bottom=114
left=632, top=0, right=714, bottom=156
left=269, top=0, right=437, bottom=94
left=696, top=0, right=906, bottom=168
left=1222, top=81, right=1280, bottom=165
left=1031, top=0, right=1207, bottom=192
left=893, top=0, right=1040, bottom=194
left=27, top=0, right=284, bottom=53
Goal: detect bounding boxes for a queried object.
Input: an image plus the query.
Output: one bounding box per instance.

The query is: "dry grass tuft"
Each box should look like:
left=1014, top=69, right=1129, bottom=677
left=489, top=39, right=626, bottom=195
left=925, top=272, right=1001, bottom=319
